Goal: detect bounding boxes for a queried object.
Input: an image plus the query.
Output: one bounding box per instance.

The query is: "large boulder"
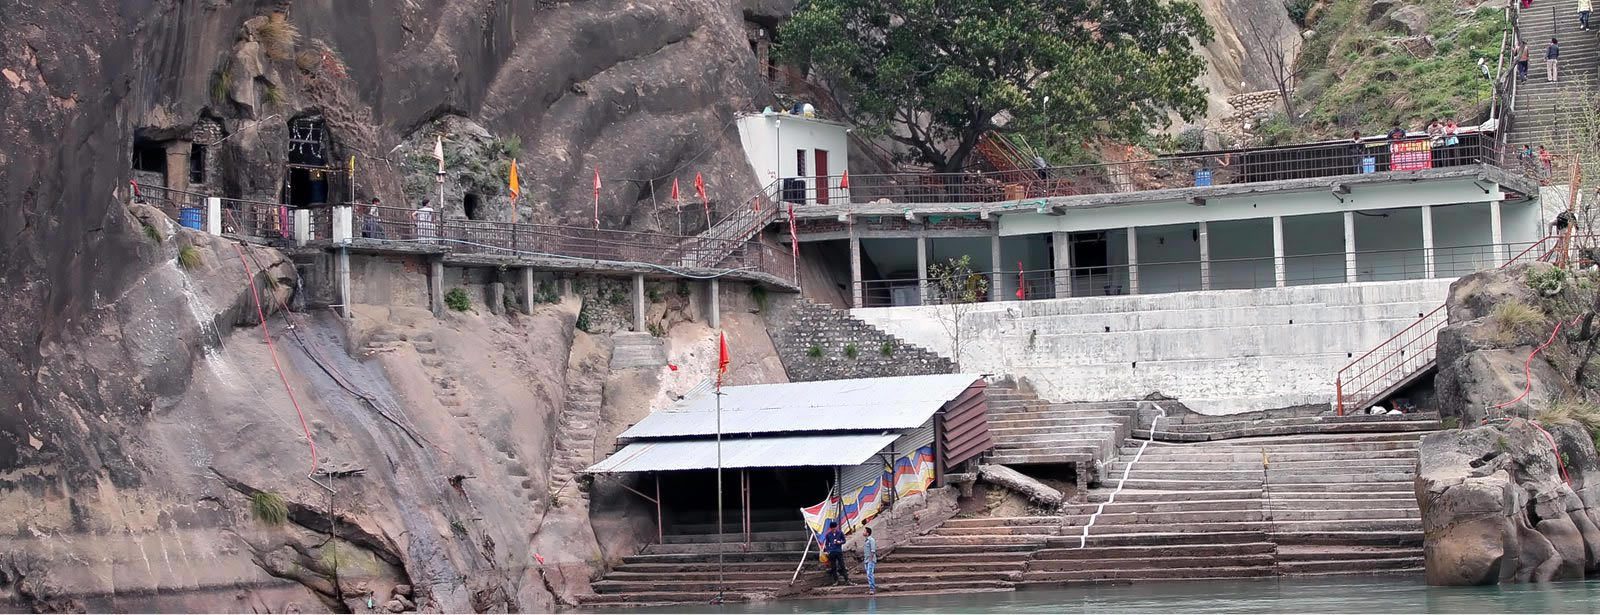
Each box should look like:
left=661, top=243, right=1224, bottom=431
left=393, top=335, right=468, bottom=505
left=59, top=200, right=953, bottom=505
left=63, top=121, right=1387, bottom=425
left=1419, top=419, right=1600, bottom=585
left=1432, top=263, right=1578, bottom=424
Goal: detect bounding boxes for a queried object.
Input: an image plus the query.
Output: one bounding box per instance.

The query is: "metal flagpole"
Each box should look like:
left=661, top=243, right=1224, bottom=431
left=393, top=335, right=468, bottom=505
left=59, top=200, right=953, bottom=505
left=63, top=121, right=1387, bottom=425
left=715, top=385, right=725, bottom=604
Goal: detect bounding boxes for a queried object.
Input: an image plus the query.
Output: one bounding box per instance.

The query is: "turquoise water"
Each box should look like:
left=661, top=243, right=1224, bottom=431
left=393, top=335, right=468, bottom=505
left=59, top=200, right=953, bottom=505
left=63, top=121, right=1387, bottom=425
left=588, top=576, right=1600, bottom=613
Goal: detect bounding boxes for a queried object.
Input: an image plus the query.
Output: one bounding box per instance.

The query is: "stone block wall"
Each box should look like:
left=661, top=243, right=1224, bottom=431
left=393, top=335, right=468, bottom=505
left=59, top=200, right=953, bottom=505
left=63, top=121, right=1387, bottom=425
left=768, top=295, right=955, bottom=381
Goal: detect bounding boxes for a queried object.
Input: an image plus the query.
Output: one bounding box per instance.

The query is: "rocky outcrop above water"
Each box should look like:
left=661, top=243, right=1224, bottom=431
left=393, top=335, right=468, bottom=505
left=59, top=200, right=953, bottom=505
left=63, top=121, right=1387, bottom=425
left=1418, top=419, right=1600, bottom=584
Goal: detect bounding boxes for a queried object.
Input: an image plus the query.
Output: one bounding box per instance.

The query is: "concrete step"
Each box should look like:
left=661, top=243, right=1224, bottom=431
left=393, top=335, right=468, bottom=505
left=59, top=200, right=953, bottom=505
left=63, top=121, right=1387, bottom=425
left=592, top=578, right=788, bottom=594
left=661, top=530, right=810, bottom=544
left=909, top=533, right=1055, bottom=546
left=1063, top=510, right=1267, bottom=526
left=1273, top=530, right=1424, bottom=547
left=1105, top=478, right=1264, bottom=490
left=1030, top=541, right=1276, bottom=561
left=613, top=561, right=798, bottom=574
left=1019, top=565, right=1276, bottom=584
left=1086, top=488, right=1262, bottom=503
left=1028, top=553, right=1276, bottom=571
left=619, top=551, right=806, bottom=564
left=669, top=520, right=797, bottom=534
left=814, top=579, right=1015, bottom=596
left=988, top=416, right=1132, bottom=429
left=1052, top=530, right=1269, bottom=547
left=940, top=516, right=1062, bottom=529
left=987, top=452, right=1097, bottom=466
left=1063, top=498, right=1263, bottom=514
left=1136, top=421, right=1440, bottom=441
left=1107, top=458, right=1416, bottom=471
left=1279, top=556, right=1424, bottom=575
left=891, top=541, right=1045, bottom=556
left=1276, top=545, right=1420, bottom=561
left=643, top=540, right=808, bottom=555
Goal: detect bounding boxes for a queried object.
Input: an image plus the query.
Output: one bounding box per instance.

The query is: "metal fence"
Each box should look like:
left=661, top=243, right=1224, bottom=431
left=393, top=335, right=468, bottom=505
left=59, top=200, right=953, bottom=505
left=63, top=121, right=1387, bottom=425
left=772, top=133, right=1505, bottom=208
left=857, top=241, right=1546, bottom=308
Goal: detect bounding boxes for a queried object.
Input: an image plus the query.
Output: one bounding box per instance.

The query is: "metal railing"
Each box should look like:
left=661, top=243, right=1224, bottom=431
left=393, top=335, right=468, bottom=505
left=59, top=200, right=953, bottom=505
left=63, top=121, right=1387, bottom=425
left=130, top=183, right=206, bottom=229
left=857, top=241, right=1542, bottom=308
left=1334, top=235, right=1572, bottom=415
left=770, top=133, right=1507, bottom=208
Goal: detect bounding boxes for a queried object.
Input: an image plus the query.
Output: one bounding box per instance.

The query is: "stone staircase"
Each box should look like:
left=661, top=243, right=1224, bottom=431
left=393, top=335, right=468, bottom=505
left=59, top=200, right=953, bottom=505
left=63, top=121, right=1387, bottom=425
left=1504, top=2, right=1600, bottom=154
left=547, top=333, right=611, bottom=505
left=1015, top=431, right=1429, bottom=586
left=813, top=516, right=1059, bottom=597
left=1136, top=407, right=1445, bottom=442
left=578, top=511, right=822, bottom=607
left=982, top=382, right=1138, bottom=483
left=676, top=203, right=781, bottom=269
left=769, top=297, right=955, bottom=381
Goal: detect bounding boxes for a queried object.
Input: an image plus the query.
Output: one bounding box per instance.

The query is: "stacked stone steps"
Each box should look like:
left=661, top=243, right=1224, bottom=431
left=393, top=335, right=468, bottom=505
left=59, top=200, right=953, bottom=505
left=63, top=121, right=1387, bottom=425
left=1135, top=412, right=1443, bottom=442
left=610, top=331, right=667, bottom=369
left=579, top=522, right=821, bottom=606
left=826, top=515, right=1054, bottom=596
left=547, top=337, right=611, bottom=505
left=983, top=382, right=1137, bottom=468
left=1021, top=532, right=1278, bottom=586
left=773, top=297, right=954, bottom=381
left=1505, top=4, right=1600, bottom=150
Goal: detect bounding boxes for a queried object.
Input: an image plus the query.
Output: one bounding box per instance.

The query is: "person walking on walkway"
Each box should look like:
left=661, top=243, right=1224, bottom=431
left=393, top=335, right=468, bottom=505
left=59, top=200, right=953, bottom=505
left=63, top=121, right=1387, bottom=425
left=1547, top=38, right=1561, bottom=82
left=824, top=521, right=851, bottom=586
left=1582, top=0, right=1593, bottom=31
left=412, top=199, right=437, bottom=242
left=863, top=527, right=878, bottom=595
left=1517, top=39, right=1531, bottom=83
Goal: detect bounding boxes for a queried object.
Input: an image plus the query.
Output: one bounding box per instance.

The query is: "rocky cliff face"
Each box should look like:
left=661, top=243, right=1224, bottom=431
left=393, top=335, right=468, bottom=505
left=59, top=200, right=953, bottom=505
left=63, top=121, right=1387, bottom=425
left=0, top=1, right=791, bottom=611
left=1421, top=263, right=1600, bottom=585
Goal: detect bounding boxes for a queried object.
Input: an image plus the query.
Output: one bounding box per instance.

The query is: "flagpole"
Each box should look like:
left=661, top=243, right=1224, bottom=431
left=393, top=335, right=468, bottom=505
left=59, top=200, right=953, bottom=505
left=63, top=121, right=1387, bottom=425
left=714, top=381, right=725, bottom=605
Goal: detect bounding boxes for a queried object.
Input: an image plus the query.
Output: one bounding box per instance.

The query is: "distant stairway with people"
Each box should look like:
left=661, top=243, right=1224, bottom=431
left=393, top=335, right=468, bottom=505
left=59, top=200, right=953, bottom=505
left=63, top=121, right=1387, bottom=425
left=1504, top=2, right=1600, bottom=155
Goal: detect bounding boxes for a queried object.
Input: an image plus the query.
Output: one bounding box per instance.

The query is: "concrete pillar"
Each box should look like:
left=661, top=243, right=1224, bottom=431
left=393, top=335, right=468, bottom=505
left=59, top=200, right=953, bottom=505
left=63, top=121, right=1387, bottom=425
left=632, top=273, right=646, bottom=332
left=990, top=230, right=1003, bottom=301
left=1126, top=226, right=1139, bottom=295
left=1421, top=206, right=1436, bottom=278
left=1344, top=211, right=1357, bottom=283
left=336, top=247, right=351, bottom=319
left=1272, top=216, right=1286, bottom=288
left=849, top=224, right=863, bottom=308
left=708, top=278, right=721, bottom=329
left=521, top=267, right=536, bottom=315
left=294, top=209, right=312, bottom=246
left=206, top=197, right=223, bottom=235
left=1197, top=221, right=1211, bottom=291
left=1052, top=231, right=1072, bottom=299
left=1490, top=198, right=1505, bottom=265
left=429, top=257, right=445, bottom=317
left=164, top=141, right=191, bottom=196
left=333, top=204, right=353, bottom=244
left=916, top=234, right=929, bottom=304
left=489, top=282, right=505, bottom=315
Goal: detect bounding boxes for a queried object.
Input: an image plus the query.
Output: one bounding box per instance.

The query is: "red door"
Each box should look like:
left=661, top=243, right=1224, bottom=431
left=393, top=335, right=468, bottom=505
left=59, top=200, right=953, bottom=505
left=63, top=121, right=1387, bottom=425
left=814, top=149, right=830, bottom=205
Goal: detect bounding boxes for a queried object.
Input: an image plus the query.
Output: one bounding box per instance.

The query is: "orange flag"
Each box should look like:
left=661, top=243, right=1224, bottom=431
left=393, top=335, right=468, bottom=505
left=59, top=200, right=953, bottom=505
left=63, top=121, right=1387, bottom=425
left=592, top=168, right=602, bottom=229
left=839, top=170, right=850, bottom=190
left=1016, top=261, right=1026, bottom=300
left=716, top=332, right=730, bottom=389
left=508, top=159, right=521, bottom=204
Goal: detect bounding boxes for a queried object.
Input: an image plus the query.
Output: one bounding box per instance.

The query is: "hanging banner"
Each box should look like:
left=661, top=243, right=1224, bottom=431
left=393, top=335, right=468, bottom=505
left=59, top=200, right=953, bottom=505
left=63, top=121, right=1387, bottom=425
left=1389, top=139, right=1433, bottom=171
left=891, top=446, right=937, bottom=499
left=839, top=475, right=887, bottom=534
left=800, top=494, right=840, bottom=550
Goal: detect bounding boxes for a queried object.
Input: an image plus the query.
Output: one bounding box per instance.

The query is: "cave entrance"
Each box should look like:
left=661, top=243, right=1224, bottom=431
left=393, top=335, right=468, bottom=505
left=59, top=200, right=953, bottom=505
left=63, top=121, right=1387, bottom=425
left=285, top=115, right=332, bottom=207
left=463, top=193, right=482, bottom=221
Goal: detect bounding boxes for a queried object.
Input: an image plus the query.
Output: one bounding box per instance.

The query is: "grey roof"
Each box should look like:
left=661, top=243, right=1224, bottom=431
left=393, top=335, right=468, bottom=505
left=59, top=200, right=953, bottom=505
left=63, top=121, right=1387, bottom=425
left=617, top=373, right=983, bottom=439
left=585, top=433, right=899, bottom=473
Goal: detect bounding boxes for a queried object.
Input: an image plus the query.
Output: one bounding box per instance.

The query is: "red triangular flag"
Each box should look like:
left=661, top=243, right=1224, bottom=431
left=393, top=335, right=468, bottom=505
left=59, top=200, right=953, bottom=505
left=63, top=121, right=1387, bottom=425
left=695, top=173, right=708, bottom=201
left=839, top=170, right=850, bottom=190
left=671, top=177, right=681, bottom=201
left=668, top=363, right=679, bottom=371
left=1016, top=261, right=1026, bottom=300
left=716, top=332, right=730, bottom=388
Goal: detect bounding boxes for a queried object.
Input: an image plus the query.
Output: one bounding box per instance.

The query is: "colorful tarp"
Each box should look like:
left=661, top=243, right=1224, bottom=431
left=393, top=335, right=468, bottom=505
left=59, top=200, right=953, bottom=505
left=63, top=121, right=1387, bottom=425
left=892, top=446, right=937, bottom=499
left=797, top=446, right=937, bottom=547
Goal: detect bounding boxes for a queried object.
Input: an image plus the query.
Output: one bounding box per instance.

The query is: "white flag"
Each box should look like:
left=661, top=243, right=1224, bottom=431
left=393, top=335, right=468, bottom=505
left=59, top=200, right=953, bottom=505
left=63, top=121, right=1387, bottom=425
left=433, top=136, right=445, bottom=174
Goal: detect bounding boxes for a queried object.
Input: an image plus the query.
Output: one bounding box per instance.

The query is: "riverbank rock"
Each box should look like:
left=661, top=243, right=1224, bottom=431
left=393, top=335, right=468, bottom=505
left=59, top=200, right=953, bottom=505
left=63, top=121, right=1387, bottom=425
left=1417, top=418, right=1600, bottom=585
left=1433, top=263, right=1577, bottom=424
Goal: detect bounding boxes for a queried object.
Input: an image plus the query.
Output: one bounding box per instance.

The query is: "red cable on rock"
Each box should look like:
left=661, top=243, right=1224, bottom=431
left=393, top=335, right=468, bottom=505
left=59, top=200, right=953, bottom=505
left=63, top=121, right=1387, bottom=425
left=1493, top=321, right=1565, bottom=411
left=233, top=242, right=320, bottom=476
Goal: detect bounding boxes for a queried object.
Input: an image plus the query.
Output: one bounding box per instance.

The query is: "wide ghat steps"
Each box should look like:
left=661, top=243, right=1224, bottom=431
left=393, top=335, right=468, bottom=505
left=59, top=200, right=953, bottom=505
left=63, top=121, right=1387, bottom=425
left=982, top=382, right=1137, bottom=471
left=578, top=515, right=823, bottom=606
left=1506, top=4, right=1600, bottom=151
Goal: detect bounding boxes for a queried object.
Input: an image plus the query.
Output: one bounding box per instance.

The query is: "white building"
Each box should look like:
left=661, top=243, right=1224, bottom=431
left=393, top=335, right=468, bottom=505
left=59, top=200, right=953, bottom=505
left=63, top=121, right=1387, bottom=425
left=736, top=111, right=851, bottom=206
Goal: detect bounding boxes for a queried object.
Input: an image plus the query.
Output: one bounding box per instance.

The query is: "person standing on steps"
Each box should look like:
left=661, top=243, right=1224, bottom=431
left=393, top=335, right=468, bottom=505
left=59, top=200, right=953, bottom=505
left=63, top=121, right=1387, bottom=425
left=863, top=526, right=878, bottom=595
left=1547, top=38, right=1561, bottom=82
left=1517, top=39, right=1531, bottom=83
left=824, top=521, right=851, bottom=586
left=1582, top=0, right=1593, bottom=31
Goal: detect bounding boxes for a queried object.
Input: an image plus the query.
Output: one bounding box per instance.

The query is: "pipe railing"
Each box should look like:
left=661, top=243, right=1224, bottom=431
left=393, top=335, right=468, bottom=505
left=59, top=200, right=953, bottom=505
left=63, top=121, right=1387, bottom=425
left=855, top=241, right=1543, bottom=308
left=770, top=133, right=1509, bottom=208
left=1334, top=234, right=1575, bottom=415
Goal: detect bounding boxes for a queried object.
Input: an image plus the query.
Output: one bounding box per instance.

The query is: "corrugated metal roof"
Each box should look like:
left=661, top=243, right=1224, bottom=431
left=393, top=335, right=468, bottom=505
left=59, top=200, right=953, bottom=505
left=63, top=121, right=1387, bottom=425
left=619, top=373, right=983, bottom=439
left=585, top=433, right=899, bottom=473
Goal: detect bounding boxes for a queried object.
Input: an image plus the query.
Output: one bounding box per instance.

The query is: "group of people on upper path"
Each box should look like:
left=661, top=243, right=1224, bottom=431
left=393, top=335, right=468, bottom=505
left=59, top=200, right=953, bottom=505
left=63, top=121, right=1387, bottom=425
left=1514, top=0, right=1598, bottom=83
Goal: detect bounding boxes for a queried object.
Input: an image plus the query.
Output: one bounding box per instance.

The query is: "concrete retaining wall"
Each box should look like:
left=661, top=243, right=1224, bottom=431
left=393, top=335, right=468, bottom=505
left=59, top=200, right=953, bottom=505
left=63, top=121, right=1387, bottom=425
left=851, top=279, right=1454, bottom=414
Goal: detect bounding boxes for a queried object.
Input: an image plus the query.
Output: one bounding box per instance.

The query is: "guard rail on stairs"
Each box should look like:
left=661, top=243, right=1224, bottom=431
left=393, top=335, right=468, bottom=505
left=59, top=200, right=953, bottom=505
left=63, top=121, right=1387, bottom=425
left=1334, top=233, right=1574, bottom=415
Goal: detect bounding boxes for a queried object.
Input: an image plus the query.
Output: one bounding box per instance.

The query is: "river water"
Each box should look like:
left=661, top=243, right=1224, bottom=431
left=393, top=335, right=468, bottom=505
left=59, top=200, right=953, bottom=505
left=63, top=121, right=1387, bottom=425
left=590, top=575, right=1600, bottom=613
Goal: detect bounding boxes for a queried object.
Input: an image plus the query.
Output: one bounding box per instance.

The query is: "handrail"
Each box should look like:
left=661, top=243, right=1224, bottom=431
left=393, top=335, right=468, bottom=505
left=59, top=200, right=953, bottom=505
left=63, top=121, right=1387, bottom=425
left=1334, top=232, right=1577, bottom=415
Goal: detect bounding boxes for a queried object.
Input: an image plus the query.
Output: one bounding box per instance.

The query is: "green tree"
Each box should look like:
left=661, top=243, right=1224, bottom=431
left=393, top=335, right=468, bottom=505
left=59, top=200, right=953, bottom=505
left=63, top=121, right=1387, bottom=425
left=777, top=0, right=1214, bottom=172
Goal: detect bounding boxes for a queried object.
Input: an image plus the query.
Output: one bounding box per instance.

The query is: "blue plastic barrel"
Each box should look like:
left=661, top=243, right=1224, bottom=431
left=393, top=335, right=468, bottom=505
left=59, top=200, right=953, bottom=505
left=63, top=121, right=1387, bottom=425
left=1361, top=156, right=1377, bottom=174
left=179, top=207, right=204, bottom=230
left=1194, top=169, right=1213, bottom=186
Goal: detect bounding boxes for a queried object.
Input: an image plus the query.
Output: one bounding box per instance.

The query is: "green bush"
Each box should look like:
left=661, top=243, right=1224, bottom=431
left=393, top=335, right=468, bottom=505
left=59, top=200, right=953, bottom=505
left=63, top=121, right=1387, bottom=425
left=210, top=64, right=233, bottom=103
left=576, top=303, right=593, bottom=332
left=142, top=222, right=163, bottom=243
left=1537, top=398, right=1600, bottom=436
left=444, top=288, right=471, bottom=312
left=177, top=245, right=202, bottom=270
left=845, top=343, right=859, bottom=359
left=257, top=19, right=300, bottom=60
left=807, top=345, right=823, bottom=358
left=648, top=322, right=666, bottom=337
left=1491, top=300, right=1542, bottom=342
left=1526, top=267, right=1568, bottom=296
left=880, top=341, right=895, bottom=356
left=250, top=491, right=289, bottom=525
left=1285, top=0, right=1314, bottom=26
left=750, top=285, right=769, bottom=312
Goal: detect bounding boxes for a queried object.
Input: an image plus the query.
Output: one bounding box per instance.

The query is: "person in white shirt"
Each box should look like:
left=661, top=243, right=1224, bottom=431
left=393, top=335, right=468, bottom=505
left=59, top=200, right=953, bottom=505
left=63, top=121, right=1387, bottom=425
left=412, top=199, right=436, bottom=242
left=863, top=526, right=878, bottom=594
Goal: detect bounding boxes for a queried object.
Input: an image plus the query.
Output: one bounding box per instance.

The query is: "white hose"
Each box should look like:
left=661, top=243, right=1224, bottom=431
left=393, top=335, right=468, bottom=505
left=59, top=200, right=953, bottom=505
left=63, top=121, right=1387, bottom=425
left=1075, top=401, right=1166, bottom=548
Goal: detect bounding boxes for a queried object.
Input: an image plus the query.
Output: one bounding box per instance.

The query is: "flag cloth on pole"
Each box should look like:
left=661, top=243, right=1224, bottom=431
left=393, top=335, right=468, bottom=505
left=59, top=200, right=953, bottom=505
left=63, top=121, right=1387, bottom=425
left=508, top=159, right=521, bottom=204
left=716, top=332, right=730, bottom=389
left=1016, top=261, right=1025, bottom=300
left=348, top=155, right=356, bottom=173
left=432, top=136, right=445, bottom=174
left=787, top=202, right=799, bottom=275
left=839, top=170, right=850, bottom=190
left=671, top=177, right=681, bottom=211
left=592, top=168, right=602, bottom=229
left=696, top=172, right=710, bottom=226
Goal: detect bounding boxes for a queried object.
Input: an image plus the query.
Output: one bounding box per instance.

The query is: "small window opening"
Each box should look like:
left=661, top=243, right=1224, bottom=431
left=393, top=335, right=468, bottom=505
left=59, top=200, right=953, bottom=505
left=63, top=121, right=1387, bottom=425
left=132, top=138, right=167, bottom=174
left=189, top=143, right=207, bottom=184
left=464, top=193, right=482, bottom=221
